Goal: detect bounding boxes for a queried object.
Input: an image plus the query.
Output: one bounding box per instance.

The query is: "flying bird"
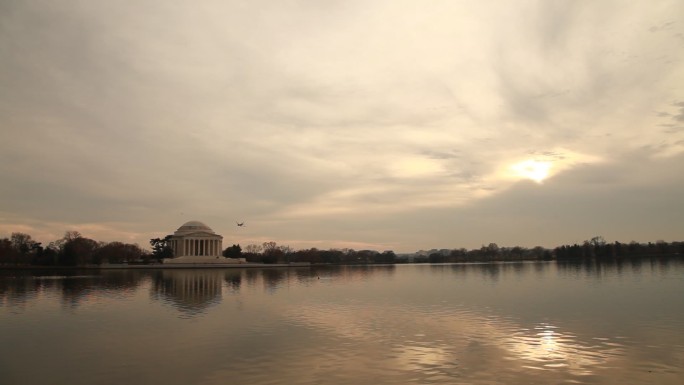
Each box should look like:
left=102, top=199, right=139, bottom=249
left=236, top=222, right=245, bottom=227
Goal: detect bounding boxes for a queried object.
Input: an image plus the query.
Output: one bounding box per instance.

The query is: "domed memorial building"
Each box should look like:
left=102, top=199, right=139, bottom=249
left=164, top=220, right=242, bottom=264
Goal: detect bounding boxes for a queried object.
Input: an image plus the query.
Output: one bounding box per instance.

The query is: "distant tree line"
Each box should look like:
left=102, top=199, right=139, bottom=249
left=214, top=238, right=682, bottom=264
left=1, top=231, right=682, bottom=267
left=0, top=231, right=148, bottom=266
left=414, top=243, right=553, bottom=263
left=553, top=236, right=684, bottom=261
left=232, top=242, right=398, bottom=265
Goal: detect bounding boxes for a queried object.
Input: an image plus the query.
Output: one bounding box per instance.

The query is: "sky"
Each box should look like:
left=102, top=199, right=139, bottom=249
left=1, top=0, right=683, bottom=253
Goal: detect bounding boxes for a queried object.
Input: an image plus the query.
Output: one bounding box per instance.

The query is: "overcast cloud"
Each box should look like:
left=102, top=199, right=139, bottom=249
left=1, top=0, right=683, bottom=252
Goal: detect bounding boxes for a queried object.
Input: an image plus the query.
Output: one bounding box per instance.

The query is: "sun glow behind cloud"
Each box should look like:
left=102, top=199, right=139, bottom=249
left=510, top=160, right=552, bottom=183
left=271, top=147, right=608, bottom=222
left=498, top=149, right=603, bottom=186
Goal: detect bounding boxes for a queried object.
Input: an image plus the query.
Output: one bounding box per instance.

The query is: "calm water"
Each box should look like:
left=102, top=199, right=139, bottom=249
left=1, top=261, right=683, bottom=385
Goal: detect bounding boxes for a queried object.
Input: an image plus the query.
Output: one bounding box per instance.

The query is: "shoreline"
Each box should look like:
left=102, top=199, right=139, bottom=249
left=2, top=255, right=681, bottom=271
left=0, top=262, right=313, bottom=270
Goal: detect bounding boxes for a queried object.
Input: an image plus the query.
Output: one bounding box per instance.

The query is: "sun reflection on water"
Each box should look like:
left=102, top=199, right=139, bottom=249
left=285, top=303, right=628, bottom=381
left=503, top=323, right=626, bottom=376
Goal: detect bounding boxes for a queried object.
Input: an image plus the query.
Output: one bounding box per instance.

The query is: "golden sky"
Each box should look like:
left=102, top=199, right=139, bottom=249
left=1, top=0, right=683, bottom=252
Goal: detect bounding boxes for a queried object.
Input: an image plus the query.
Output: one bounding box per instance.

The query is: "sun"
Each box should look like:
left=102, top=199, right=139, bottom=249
left=510, top=160, right=552, bottom=183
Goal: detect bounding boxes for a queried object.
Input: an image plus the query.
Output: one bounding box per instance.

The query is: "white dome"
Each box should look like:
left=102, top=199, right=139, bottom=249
left=174, top=220, right=215, bottom=235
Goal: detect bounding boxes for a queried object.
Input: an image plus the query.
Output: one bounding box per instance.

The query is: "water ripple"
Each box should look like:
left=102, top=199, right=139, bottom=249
left=280, top=301, right=644, bottom=383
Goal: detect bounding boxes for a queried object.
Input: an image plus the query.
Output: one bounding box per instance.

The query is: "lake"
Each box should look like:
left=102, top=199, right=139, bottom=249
left=1, top=260, right=683, bottom=385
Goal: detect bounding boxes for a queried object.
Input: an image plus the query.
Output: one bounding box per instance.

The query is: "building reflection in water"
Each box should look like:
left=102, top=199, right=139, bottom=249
left=151, top=269, right=225, bottom=316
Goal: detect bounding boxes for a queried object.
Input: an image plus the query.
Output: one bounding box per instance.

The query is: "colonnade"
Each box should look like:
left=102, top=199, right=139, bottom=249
left=171, top=238, right=222, bottom=257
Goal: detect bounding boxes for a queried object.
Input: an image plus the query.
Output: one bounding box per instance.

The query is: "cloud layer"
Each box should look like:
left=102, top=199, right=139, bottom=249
left=1, top=1, right=683, bottom=251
